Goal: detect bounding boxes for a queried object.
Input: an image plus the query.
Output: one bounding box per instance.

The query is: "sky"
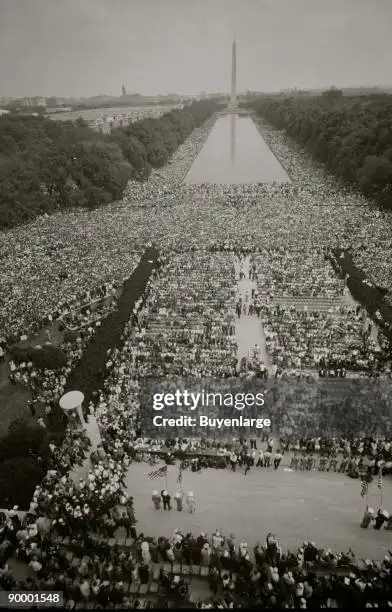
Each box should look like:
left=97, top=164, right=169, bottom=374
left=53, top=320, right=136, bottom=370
left=1, top=0, right=392, bottom=98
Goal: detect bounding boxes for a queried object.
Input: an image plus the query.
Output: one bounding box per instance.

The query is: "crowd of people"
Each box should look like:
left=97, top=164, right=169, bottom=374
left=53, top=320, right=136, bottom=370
left=1, top=108, right=392, bottom=607
left=0, top=216, right=141, bottom=348
left=2, top=116, right=392, bottom=352
left=262, top=303, right=385, bottom=373
left=129, top=253, right=237, bottom=378
left=97, top=432, right=392, bottom=483
left=2, top=520, right=392, bottom=608
left=57, top=282, right=119, bottom=332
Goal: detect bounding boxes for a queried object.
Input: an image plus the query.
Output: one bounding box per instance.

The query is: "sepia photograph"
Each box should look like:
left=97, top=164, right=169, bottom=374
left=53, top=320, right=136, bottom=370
left=0, top=0, right=392, bottom=608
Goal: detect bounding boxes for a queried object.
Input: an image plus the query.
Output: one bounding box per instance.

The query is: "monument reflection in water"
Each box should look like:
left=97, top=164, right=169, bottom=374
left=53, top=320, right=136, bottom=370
left=230, top=113, right=236, bottom=164
left=185, top=113, right=291, bottom=185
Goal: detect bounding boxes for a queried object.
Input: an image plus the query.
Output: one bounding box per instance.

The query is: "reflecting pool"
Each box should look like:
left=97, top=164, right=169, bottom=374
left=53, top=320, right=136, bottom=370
left=185, top=113, right=291, bottom=185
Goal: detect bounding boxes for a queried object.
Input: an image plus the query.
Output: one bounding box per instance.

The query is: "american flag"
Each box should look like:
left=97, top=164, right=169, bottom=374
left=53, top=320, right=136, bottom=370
left=147, top=465, right=167, bottom=479
left=360, top=478, right=368, bottom=497
left=177, top=465, right=183, bottom=485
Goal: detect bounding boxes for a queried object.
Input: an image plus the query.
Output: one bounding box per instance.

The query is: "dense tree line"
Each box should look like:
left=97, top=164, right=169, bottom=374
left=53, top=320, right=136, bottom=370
left=0, top=100, right=220, bottom=229
left=249, top=94, right=392, bottom=209
left=110, top=100, right=221, bottom=177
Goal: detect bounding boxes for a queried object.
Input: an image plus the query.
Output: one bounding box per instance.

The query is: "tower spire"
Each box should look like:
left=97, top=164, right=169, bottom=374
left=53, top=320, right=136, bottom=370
left=231, top=39, right=237, bottom=107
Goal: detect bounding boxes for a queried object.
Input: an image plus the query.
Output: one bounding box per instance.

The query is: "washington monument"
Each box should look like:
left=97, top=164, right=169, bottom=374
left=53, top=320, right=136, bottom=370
left=230, top=39, right=237, bottom=107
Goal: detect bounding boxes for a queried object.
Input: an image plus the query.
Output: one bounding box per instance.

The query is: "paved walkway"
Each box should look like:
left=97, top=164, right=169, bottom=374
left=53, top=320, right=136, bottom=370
left=126, top=461, right=392, bottom=559
left=233, top=255, right=271, bottom=371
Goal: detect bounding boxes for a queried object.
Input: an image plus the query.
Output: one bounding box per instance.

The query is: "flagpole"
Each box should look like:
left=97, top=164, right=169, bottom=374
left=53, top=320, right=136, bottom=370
left=365, top=474, right=368, bottom=508
left=178, top=462, right=183, bottom=493
left=360, top=468, right=369, bottom=507
left=379, top=466, right=383, bottom=509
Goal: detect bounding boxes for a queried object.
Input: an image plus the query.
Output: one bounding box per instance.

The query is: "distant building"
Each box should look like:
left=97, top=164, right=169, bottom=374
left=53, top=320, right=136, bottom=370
left=85, top=104, right=180, bottom=134
left=90, top=119, right=111, bottom=135
left=21, top=96, right=47, bottom=107
left=121, top=84, right=127, bottom=97
left=46, top=96, right=69, bottom=108
left=45, top=106, right=73, bottom=114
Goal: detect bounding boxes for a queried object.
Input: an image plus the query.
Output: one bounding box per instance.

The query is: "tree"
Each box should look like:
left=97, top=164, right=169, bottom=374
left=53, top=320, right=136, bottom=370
left=0, top=100, right=221, bottom=228
left=249, top=93, right=392, bottom=210
left=8, top=344, right=67, bottom=370
left=321, top=88, right=343, bottom=101
left=0, top=419, right=49, bottom=462
left=0, top=457, right=44, bottom=508
left=357, top=155, right=392, bottom=197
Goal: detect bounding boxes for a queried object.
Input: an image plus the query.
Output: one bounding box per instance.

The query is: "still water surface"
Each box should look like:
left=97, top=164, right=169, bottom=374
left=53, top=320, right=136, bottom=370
left=185, top=113, right=291, bottom=185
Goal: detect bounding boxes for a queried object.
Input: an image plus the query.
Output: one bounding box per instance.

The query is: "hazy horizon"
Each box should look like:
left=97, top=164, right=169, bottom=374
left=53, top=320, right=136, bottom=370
left=1, top=0, right=392, bottom=99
